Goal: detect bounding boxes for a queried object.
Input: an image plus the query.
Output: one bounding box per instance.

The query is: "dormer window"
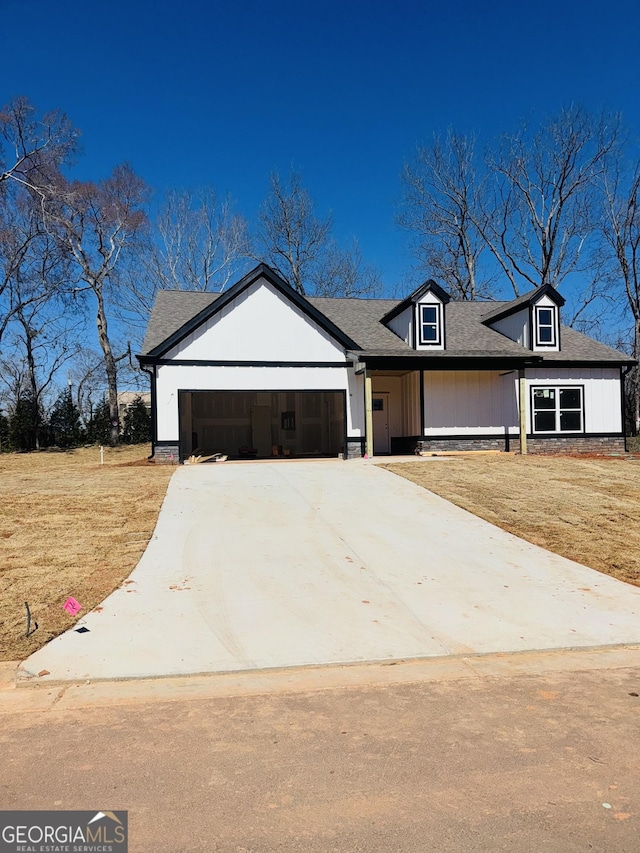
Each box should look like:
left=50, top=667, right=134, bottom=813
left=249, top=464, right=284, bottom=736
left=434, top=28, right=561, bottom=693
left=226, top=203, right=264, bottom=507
left=481, top=283, right=564, bottom=352
left=419, top=304, right=442, bottom=346
left=380, top=278, right=449, bottom=351
left=535, top=305, right=557, bottom=347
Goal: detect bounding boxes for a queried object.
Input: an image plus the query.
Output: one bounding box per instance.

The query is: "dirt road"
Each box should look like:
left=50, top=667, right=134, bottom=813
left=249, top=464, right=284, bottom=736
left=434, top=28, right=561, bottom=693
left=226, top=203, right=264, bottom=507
left=2, top=650, right=639, bottom=852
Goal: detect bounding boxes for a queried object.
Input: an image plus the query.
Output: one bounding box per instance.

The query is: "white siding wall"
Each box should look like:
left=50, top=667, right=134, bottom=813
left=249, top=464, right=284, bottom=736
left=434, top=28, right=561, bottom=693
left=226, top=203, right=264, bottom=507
left=387, top=305, right=413, bottom=345
left=490, top=308, right=529, bottom=347
left=347, top=371, right=365, bottom=438
left=423, top=370, right=519, bottom=436
left=421, top=368, right=621, bottom=437
left=156, top=364, right=361, bottom=441
left=524, top=367, right=621, bottom=433
left=165, top=276, right=345, bottom=362
left=402, top=372, right=421, bottom=435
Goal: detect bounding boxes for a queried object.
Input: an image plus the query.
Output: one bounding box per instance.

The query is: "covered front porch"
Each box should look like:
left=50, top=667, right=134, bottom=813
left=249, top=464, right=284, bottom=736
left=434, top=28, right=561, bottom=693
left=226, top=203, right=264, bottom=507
left=370, top=370, right=421, bottom=455
left=364, top=366, right=527, bottom=456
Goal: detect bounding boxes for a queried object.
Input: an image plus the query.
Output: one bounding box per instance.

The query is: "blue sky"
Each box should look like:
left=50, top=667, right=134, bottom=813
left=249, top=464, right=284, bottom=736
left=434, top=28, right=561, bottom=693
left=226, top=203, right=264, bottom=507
left=2, top=0, right=640, bottom=295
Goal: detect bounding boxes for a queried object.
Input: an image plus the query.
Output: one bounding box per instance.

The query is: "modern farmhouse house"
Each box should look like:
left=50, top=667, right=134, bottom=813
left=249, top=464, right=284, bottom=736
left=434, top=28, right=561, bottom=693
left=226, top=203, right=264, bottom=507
left=138, top=263, right=632, bottom=462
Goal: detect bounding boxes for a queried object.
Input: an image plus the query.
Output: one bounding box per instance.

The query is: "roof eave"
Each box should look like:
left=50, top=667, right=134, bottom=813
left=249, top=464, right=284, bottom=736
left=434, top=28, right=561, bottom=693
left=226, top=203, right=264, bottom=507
left=360, top=353, right=543, bottom=368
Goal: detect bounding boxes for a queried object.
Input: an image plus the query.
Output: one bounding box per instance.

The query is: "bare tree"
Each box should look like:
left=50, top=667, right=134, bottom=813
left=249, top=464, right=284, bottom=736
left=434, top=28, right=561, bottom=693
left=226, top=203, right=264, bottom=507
left=125, top=187, right=251, bottom=320
left=0, top=98, right=79, bottom=356
left=399, top=130, right=492, bottom=300
left=478, top=106, right=621, bottom=296
left=0, top=96, right=79, bottom=190
left=258, top=169, right=380, bottom=297
left=68, top=347, right=108, bottom=429
left=0, top=188, right=38, bottom=346
left=0, top=298, right=83, bottom=449
left=310, top=238, right=381, bottom=298
left=156, top=188, right=250, bottom=291
left=601, top=158, right=640, bottom=430
left=42, top=163, right=148, bottom=445
left=258, top=170, right=332, bottom=295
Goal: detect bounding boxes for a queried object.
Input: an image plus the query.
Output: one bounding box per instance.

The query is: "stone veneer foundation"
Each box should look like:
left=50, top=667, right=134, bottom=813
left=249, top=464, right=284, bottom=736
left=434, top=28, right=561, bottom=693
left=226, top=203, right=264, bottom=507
left=152, top=434, right=627, bottom=461
left=153, top=443, right=180, bottom=463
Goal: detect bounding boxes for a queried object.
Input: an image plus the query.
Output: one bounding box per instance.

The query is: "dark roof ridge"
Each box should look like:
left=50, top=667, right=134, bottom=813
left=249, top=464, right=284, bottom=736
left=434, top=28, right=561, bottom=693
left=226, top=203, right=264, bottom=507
left=308, top=295, right=398, bottom=301
left=153, top=288, right=222, bottom=295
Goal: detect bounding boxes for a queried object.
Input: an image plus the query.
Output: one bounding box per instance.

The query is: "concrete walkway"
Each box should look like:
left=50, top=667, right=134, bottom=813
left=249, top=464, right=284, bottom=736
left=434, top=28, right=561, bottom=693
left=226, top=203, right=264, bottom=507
left=19, top=460, right=640, bottom=684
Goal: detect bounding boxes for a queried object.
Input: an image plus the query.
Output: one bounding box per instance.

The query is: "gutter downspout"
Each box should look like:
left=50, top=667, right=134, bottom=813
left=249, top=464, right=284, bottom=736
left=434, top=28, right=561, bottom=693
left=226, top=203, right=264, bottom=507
left=139, top=362, right=157, bottom=460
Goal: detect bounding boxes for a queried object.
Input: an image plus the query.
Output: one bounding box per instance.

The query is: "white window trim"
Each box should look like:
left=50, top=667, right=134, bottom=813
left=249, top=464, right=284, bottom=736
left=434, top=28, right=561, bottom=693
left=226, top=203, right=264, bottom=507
left=534, top=304, right=557, bottom=348
left=531, top=385, right=584, bottom=434
left=418, top=303, right=442, bottom=346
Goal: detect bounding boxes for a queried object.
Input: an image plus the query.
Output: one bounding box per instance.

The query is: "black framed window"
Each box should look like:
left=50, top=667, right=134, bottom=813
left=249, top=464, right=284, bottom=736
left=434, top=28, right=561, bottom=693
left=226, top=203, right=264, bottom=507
left=418, top=303, right=442, bottom=346
left=532, top=386, right=583, bottom=433
left=534, top=305, right=557, bottom=347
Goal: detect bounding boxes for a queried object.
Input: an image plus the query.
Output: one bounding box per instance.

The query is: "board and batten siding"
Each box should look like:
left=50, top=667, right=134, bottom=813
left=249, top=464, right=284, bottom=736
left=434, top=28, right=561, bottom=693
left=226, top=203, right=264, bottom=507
left=422, top=368, right=622, bottom=438
left=524, top=367, right=622, bottom=433
left=402, top=371, right=421, bottom=436
left=423, top=370, right=519, bottom=436
left=164, top=276, right=345, bottom=362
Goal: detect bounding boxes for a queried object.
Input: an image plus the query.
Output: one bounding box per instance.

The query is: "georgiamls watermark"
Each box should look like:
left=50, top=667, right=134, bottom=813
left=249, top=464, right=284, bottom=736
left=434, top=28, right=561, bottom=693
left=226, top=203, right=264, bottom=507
left=0, top=811, right=127, bottom=852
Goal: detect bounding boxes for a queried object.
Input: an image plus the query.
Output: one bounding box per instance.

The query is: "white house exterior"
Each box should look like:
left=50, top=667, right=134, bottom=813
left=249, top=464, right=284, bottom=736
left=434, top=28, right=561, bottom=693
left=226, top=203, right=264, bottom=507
left=138, top=264, right=632, bottom=461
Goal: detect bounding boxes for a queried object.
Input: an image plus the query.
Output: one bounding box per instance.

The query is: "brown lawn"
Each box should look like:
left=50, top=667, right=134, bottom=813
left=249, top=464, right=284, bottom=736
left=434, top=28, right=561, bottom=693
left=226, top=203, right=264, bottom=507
left=384, top=455, right=640, bottom=589
left=3, top=447, right=639, bottom=664
left=0, top=445, right=174, bottom=661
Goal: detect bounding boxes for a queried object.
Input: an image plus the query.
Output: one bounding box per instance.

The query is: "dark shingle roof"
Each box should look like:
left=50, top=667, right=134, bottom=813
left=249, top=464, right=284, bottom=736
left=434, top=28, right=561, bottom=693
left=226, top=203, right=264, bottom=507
left=140, top=287, right=631, bottom=365
left=141, top=290, right=219, bottom=355
left=538, top=326, right=629, bottom=363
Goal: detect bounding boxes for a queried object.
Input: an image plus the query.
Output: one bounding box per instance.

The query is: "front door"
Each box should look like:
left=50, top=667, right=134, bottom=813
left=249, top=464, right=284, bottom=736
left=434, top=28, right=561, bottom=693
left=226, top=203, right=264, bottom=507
left=372, top=393, right=390, bottom=454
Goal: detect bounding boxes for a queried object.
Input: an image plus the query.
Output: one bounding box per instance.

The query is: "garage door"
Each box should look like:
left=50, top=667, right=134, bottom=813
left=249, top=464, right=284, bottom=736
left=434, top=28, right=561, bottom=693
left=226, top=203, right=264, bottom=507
left=179, top=390, right=345, bottom=459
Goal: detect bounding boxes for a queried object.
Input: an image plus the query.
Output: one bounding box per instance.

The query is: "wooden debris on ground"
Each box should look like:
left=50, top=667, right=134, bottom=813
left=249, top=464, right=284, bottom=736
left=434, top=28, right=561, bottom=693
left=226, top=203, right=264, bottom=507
left=186, top=452, right=228, bottom=464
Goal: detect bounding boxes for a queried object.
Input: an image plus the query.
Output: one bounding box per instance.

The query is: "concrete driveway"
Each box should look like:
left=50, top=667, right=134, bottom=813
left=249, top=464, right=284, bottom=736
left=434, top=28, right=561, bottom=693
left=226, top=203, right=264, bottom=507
left=19, top=460, right=640, bottom=683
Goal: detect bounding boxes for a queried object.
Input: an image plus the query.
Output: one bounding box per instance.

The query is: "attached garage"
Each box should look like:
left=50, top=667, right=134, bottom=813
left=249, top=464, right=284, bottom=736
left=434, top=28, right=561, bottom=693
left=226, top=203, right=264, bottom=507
left=179, top=390, right=346, bottom=460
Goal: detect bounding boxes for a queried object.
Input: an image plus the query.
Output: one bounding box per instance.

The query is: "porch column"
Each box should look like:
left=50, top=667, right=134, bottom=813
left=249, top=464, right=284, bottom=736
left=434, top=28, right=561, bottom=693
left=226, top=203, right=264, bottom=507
left=518, top=369, right=527, bottom=455
left=364, top=369, right=374, bottom=457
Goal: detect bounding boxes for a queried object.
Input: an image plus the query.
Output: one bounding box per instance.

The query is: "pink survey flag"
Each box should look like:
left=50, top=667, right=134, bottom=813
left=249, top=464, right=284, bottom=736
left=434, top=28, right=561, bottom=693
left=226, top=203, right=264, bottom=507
left=63, top=596, right=82, bottom=616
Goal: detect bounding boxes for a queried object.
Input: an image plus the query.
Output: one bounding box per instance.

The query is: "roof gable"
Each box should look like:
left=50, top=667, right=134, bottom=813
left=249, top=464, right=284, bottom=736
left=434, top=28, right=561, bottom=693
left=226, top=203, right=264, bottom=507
left=143, top=263, right=358, bottom=357
left=380, top=278, right=451, bottom=325
left=481, top=283, right=565, bottom=326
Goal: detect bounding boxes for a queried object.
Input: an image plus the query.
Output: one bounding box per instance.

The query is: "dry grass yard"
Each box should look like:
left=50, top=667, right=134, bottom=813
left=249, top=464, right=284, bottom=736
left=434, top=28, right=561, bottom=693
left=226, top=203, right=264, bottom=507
left=4, top=448, right=639, bottom=665
left=0, top=445, right=174, bottom=661
left=385, top=455, right=640, bottom=589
